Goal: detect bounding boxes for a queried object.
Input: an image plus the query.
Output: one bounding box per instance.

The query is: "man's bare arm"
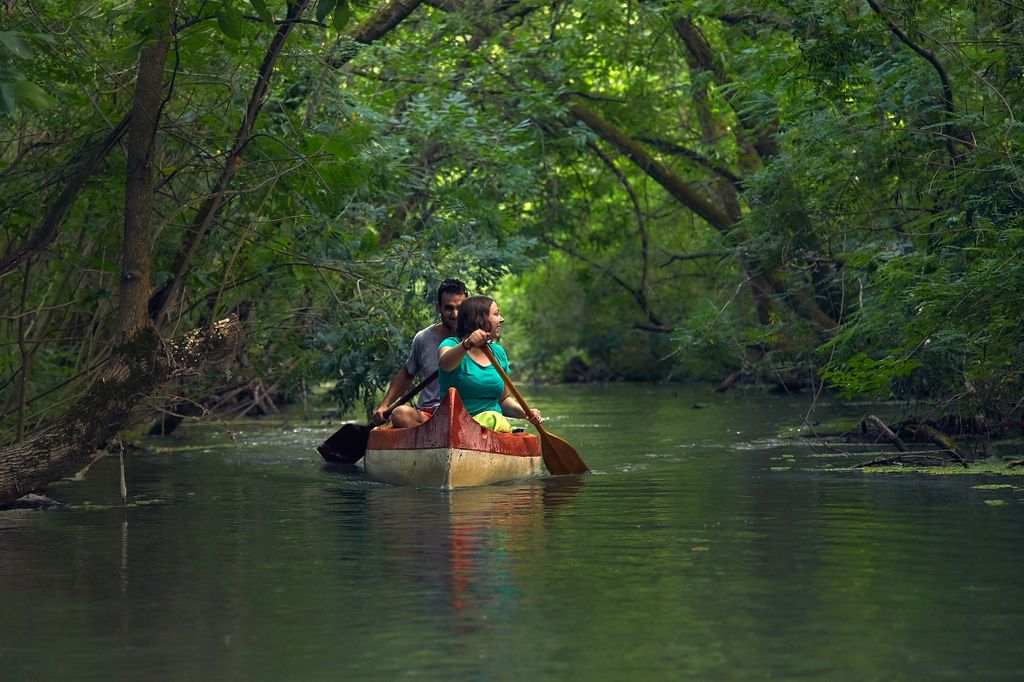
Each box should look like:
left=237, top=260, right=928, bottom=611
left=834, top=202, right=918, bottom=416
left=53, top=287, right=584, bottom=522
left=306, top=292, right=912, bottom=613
left=372, top=367, right=415, bottom=424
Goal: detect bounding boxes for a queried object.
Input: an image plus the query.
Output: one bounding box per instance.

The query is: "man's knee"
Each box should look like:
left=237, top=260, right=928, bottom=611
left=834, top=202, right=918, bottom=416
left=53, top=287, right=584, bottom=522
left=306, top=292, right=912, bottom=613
left=389, top=405, right=424, bottom=428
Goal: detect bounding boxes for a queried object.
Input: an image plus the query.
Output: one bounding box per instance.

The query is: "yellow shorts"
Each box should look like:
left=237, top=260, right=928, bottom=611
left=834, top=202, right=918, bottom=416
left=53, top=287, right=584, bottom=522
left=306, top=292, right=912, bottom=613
left=472, top=410, right=512, bottom=433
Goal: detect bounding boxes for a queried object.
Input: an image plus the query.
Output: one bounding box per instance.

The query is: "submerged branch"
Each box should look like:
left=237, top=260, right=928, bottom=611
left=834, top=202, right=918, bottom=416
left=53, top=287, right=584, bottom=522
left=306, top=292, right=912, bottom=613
left=865, top=414, right=908, bottom=452
left=853, top=450, right=965, bottom=468
left=905, top=422, right=967, bottom=466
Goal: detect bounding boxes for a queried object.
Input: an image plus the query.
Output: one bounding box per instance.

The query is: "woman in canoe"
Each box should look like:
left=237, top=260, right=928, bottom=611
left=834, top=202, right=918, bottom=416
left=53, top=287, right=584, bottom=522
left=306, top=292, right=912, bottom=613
left=438, top=295, right=541, bottom=432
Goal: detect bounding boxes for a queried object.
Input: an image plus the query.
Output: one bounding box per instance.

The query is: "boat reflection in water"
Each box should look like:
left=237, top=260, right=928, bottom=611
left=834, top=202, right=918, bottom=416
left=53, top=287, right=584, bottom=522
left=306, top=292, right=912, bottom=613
left=360, top=476, right=585, bottom=631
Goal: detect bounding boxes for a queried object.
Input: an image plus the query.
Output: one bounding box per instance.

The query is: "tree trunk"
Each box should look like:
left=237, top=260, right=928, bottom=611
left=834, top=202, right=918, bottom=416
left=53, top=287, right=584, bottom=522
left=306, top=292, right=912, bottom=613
left=121, top=9, right=171, bottom=339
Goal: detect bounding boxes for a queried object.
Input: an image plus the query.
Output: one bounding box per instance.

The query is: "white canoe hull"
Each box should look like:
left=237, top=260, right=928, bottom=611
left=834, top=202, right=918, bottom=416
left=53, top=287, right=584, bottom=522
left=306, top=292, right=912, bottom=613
left=364, top=446, right=543, bottom=489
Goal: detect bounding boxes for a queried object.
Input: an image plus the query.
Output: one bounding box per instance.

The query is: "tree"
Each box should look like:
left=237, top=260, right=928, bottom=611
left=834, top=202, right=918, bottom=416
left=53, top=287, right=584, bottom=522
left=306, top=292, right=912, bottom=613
left=0, top=0, right=456, bottom=502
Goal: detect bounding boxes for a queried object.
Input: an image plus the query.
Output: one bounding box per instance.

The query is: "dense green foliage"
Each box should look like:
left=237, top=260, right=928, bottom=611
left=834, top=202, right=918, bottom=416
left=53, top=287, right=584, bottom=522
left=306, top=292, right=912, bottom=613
left=2, top=0, right=1022, bottom=444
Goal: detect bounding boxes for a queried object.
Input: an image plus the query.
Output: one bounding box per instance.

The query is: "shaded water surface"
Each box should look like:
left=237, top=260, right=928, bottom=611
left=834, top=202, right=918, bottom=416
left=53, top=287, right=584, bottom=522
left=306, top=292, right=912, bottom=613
left=2, top=385, right=1023, bottom=680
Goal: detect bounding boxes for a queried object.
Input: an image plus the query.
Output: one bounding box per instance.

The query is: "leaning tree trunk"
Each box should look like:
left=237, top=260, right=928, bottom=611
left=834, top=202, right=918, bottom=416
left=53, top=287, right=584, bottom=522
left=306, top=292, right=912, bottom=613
left=119, top=9, right=170, bottom=340
left=0, top=317, right=244, bottom=507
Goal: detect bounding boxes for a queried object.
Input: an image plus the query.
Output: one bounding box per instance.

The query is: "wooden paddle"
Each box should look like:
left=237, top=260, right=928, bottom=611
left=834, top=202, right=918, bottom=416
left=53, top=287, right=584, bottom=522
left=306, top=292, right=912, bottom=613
left=480, top=344, right=589, bottom=475
left=317, top=370, right=438, bottom=464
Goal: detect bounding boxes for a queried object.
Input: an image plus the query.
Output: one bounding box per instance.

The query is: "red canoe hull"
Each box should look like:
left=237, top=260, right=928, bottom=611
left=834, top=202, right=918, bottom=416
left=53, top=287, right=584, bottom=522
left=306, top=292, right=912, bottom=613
left=364, top=388, right=543, bottom=488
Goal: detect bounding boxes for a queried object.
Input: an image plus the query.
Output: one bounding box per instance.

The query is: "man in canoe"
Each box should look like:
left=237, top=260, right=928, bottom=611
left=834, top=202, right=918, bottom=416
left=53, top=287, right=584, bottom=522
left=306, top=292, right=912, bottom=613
left=372, top=278, right=469, bottom=428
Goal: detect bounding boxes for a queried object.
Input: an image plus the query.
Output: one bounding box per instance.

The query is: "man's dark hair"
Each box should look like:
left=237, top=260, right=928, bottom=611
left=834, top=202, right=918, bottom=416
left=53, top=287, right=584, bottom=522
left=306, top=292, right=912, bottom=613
left=456, top=295, right=495, bottom=338
left=436, top=278, right=468, bottom=304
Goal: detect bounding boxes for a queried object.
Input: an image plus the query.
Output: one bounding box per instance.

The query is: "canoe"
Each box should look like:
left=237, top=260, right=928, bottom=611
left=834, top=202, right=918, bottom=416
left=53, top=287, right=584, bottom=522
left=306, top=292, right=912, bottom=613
left=364, top=388, right=544, bottom=489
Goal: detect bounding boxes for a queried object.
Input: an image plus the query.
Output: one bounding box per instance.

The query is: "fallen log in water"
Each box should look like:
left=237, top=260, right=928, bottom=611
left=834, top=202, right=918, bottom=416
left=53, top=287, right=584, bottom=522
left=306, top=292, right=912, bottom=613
left=905, top=421, right=967, bottom=466
left=853, top=450, right=969, bottom=469
left=0, top=317, right=244, bottom=507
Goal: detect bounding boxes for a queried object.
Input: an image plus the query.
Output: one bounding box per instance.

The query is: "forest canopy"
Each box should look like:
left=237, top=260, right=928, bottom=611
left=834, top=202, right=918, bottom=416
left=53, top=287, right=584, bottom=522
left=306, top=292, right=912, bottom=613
left=1, top=0, right=1022, bottom=473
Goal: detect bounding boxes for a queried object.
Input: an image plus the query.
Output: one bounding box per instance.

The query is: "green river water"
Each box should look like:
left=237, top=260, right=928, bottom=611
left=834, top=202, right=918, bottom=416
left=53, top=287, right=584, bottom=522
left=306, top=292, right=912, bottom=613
left=2, top=384, right=1023, bottom=680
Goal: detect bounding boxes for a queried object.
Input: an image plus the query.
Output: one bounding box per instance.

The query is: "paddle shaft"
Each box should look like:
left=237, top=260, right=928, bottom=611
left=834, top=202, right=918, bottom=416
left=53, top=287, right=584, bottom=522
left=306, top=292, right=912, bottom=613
left=318, top=369, right=438, bottom=464
left=479, top=344, right=589, bottom=475
left=382, top=369, right=438, bottom=420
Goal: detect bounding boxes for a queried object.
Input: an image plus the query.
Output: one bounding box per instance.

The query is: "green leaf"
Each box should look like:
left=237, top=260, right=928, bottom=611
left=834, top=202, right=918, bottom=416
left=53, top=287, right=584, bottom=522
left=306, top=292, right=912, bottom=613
left=315, top=0, right=336, bottom=24
left=0, top=31, right=33, bottom=59
left=11, top=80, right=51, bottom=111
left=250, top=0, right=273, bottom=25
left=332, top=1, right=351, bottom=31
left=117, top=38, right=148, bottom=63
left=0, top=83, right=15, bottom=114
left=217, top=3, right=244, bottom=40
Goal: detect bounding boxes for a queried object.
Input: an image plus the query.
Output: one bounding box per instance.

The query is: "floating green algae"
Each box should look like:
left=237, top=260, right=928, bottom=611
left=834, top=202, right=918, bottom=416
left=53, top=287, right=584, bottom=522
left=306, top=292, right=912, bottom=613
left=857, top=461, right=1024, bottom=476
left=70, top=498, right=165, bottom=511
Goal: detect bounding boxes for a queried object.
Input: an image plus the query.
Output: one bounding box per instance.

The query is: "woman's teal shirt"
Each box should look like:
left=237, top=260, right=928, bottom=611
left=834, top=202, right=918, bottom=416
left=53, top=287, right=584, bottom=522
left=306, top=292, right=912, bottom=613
left=438, top=339, right=509, bottom=415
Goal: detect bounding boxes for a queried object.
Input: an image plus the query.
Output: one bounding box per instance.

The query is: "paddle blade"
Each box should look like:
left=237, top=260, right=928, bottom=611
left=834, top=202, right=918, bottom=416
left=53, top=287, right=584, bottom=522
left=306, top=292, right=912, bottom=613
left=317, top=423, right=371, bottom=464
left=538, top=428, right=589, bottom=475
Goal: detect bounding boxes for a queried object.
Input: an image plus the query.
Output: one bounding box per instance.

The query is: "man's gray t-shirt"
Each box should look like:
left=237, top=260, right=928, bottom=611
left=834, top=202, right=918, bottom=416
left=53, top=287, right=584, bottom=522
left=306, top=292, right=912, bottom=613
left=405, top=325, right=443, bottom=409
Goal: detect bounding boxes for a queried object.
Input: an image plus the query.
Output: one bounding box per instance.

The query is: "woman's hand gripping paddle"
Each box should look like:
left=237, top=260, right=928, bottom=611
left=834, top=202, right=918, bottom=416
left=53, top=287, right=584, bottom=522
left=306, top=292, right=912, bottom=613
left=317, top=370, right=438, bottom=464
left=480, top=345, right=589, bottom=475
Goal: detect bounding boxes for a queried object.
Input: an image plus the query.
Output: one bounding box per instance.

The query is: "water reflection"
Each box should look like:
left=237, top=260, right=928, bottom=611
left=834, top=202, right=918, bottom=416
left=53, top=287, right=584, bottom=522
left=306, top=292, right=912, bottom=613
left=335, top=476, right=583, bottom=629
left=4, top=385, right=1024, bottom=680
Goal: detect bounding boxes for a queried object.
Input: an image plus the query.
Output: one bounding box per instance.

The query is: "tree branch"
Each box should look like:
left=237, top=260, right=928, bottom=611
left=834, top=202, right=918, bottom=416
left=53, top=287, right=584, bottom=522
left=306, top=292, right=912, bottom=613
left=671, top=16, right=779, bottom=164
left=661, top=250, right=731, bottom=266
left=566, top=98, right=734, bottom=231
left=865, top=0, right=967, bottom=162
left=635, top=135, right=743, bottom=189
left=149, top=0, right=311, bottom=328
left=0, top=115, right=130, bottom=277
left=327, top=0, right=427, bottom=68
left=585, top=140, right=662, bottom=328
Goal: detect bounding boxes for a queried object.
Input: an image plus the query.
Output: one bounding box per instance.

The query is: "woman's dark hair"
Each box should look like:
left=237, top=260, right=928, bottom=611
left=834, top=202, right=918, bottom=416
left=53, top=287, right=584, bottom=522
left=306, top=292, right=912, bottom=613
left=456, top=295, right=495, bottom=338
left=436, top=278, right=468, bottom=304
